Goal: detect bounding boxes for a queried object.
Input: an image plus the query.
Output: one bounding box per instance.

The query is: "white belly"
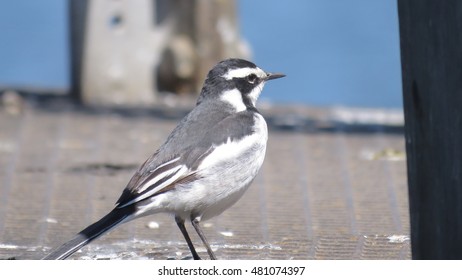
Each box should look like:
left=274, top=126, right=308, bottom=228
left=167, top=113, right=268, bottom=221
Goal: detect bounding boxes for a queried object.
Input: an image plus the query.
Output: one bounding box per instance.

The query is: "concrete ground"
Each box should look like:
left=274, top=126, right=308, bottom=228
left=0, top=95, right=409, bottom=260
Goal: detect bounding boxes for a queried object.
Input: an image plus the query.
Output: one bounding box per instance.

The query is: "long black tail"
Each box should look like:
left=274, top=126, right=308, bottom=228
left=42, top=205, right=135, bottom=260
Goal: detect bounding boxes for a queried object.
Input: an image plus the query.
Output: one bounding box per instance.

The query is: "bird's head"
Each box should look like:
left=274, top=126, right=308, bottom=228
left=198, top=58, right=285, bottom=110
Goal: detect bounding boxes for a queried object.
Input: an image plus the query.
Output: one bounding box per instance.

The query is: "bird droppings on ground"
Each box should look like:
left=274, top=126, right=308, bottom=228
left=146, top=221, right=160, bottom=229
left=219, top=231, right=234, bottom=237
left=44, top=218, right=58, bottom=224
left=387, top=235, right=410, bottom=243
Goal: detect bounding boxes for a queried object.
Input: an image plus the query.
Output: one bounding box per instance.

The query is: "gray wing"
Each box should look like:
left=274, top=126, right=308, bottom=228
left=116, top=103, right=256, bottom=208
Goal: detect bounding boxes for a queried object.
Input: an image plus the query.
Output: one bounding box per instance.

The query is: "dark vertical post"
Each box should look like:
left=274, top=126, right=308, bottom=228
left=398, top=0, right=462, bottom=259
left=68, top=0, right=88, bottom=101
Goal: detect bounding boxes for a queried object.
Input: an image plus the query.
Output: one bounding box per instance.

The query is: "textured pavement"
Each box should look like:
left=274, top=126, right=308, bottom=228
left=0, top=96, right=409, bottom=260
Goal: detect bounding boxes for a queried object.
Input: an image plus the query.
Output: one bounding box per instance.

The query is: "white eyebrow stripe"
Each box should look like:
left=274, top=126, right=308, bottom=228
left=222, top=67, right=265, bottom=80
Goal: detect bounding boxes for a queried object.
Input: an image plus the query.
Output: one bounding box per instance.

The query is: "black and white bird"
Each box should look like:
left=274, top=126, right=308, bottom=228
left=43, top=58, right=285, bottom=260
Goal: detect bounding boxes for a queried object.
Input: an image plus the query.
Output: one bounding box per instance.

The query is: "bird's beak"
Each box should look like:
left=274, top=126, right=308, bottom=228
left=264, top=72, right=286, bottom=81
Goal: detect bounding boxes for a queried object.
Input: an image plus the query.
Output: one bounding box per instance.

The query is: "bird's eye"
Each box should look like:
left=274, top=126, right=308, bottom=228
left=247, top=74, right=258, bottom=84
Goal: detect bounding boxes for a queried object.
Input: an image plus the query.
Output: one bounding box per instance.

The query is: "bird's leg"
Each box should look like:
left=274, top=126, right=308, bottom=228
left=175, top=215, right=201, bottom=260
left=191, top=217, right=217, bottom=260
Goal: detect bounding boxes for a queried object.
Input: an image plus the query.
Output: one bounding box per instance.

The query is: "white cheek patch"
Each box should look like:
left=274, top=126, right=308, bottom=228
left=247, top=83, right=265, bottom=106
left=220, top=89, right=246, bottom=112
left=222, top=67, right=266, bottom=80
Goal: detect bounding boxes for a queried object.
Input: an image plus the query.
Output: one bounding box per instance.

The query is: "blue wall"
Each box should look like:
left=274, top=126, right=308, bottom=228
left=0, top=0, right=402, bottom=108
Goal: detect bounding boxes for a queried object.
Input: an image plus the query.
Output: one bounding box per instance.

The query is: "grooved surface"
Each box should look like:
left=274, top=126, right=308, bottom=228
left=0, top=99, right=409, bottom=260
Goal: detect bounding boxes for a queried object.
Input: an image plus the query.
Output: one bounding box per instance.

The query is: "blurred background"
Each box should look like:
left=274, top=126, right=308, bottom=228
left=0, top=0, right=402, bottom=109
left=0, top=0, right=410, bottom=260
